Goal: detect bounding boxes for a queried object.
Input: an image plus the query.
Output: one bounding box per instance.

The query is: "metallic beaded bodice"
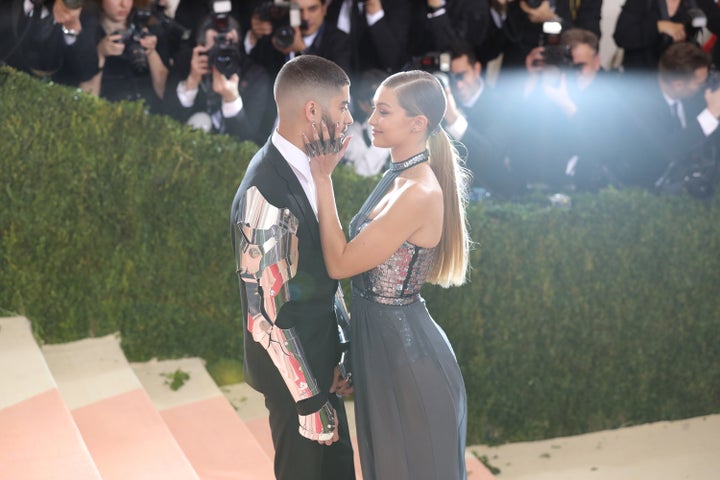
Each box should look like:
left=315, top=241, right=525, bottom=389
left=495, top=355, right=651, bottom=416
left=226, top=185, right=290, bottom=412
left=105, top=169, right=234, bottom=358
left=352, top=221, right=436, bottom=305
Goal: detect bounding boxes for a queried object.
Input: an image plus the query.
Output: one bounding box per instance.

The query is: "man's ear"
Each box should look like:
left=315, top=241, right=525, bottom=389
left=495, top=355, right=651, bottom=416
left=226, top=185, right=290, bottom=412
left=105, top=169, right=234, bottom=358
left=304, top=101, right=317, bottom=123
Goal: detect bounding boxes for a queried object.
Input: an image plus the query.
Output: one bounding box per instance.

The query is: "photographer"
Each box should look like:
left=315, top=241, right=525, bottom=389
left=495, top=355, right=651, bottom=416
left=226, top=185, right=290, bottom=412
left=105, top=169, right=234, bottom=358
left=609, top=41, right=720, bottom=194
left=439, top=44, right=517, bottom=196
left=244, top=0, right=351, bottom=78
left=80, top=0, right=171, bottom=113
left=165, top=14, right=274, bottom=145
left=476, top=0, right=601, bottom=81
left=614, top=0, right=720, bottom=72
left=498, top=27, right=621, bottom=192
left=0, top=0, right=99, bottom=86
left=325, top=0, right=414, bottom=80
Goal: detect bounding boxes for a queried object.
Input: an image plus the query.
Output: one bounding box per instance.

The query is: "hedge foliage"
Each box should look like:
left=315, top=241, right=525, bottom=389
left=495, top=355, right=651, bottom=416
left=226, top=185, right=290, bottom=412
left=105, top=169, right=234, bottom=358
left=2, top=67, right=719, bottom=445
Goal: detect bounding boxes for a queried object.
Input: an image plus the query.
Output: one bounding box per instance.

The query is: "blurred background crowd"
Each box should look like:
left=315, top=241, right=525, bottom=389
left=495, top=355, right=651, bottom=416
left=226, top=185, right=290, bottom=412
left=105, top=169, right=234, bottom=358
left=3, top=0, right=720, bottom=200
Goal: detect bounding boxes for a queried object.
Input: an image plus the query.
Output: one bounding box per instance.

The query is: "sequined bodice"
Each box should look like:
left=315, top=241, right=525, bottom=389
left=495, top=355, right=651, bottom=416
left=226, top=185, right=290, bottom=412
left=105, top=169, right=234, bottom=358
left=352, top=220, right=436, bottom=305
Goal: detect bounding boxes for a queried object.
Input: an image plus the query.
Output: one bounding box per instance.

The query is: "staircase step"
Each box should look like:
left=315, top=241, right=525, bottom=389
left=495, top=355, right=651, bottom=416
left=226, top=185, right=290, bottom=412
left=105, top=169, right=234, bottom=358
left=42, top=334, right=200, bottom=480
left=132, top=358, right=275, bottom=480
left=0, top=316, right=102, bottom=480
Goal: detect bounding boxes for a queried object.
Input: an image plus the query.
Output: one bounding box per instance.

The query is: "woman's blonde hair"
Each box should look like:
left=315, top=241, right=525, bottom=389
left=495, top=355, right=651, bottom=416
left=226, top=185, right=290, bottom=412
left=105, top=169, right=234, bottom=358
left=382, top=70, right=471, bottom=287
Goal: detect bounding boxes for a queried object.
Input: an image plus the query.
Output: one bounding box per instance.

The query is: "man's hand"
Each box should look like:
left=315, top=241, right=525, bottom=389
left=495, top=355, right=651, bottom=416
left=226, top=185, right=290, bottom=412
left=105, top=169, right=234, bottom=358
left=658, top=20, right=686, bottom=42
left=520, top=0, right=557, bottom=23
left=330, top=365, right=353, bottom=397
left=186, top=45, right=209, bottom=90
left=212, top=67, right=240, bottom=103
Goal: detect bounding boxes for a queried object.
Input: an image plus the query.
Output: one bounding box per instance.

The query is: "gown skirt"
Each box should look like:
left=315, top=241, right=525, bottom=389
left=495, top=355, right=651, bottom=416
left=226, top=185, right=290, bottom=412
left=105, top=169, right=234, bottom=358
left=351, top=293, right=468, bottom=480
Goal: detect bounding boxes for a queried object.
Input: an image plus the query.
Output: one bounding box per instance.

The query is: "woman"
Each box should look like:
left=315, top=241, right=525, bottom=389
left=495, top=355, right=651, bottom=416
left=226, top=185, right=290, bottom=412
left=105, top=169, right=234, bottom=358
left=80, top=0, right=169, bottom=112
left=613, top=0, right=720, bottom=72
left=307, top=70, right=470, bottom=480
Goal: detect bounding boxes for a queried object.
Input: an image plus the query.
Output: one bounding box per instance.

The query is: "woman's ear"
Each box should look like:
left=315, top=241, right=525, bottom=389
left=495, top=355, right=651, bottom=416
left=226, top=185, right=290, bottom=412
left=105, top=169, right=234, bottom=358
left=412, top=115, right=429, bottom=133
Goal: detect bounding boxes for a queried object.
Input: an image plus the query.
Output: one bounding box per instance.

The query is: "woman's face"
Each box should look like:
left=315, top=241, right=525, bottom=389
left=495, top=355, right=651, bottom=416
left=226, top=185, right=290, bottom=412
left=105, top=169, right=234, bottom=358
left=102, top=0, right=132, bottom=23
left=368, top=86, right=416, bottom=149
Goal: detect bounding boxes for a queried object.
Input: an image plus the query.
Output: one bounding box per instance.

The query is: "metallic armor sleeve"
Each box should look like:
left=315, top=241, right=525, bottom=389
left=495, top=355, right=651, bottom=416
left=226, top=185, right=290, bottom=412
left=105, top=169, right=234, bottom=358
left=234, top=186, right=336, bottom=441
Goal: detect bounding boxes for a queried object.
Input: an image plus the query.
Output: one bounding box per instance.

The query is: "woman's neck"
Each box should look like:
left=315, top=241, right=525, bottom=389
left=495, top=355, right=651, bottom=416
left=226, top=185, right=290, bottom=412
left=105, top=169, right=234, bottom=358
left=390, top=142, right=427, bottom=165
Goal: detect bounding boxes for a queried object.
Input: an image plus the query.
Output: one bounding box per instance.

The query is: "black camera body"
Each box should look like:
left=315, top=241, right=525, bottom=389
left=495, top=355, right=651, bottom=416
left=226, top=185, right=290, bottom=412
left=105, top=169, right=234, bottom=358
left=255, top=1, right=305, bottom=50
left=536, top=21, right=574, bottom=69
left=411, top=51, right=451, bottom=73
left=113, top=9, right=153, bottom=74
left=207, top=32, right=241, bottom=78
left=204, top=1, right=241, bottom=78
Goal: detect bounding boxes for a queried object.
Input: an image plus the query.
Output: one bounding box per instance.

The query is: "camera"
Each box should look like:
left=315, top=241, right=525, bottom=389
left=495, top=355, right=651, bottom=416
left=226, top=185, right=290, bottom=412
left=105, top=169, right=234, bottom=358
left=207, top=32, right=241, bottom=78
left=254, top=1, right=305, bottom=50
left=205, top=0, right=241, bottom=78
left=523, top=0, right=544, bottom=8
left=113, top=9, right=154, bottom=74
left=410, top=51, right=451, bottom=73
left=535, top=21, right=573, bottom=69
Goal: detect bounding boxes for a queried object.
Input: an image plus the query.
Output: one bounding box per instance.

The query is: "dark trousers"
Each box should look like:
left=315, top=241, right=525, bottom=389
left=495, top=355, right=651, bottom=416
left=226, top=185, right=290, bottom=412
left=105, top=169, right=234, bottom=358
left=264, top=382, right=356, bottom=480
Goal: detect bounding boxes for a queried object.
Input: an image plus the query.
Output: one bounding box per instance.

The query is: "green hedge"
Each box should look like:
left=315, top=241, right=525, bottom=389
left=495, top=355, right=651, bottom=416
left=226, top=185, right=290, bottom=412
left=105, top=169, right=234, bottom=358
left=2, top=67, right=718, bottom=445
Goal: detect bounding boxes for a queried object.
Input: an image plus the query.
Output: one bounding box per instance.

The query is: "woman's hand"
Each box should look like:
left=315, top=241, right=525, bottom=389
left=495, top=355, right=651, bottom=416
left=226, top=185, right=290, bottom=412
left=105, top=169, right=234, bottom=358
left=303, top=120, right=352, bottom=180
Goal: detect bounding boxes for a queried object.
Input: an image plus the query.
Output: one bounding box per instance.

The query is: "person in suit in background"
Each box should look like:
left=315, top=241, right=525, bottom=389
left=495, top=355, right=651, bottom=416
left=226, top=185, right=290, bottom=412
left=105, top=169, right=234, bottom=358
left=230, top=54, right=355, bottom=480
left=610, top=41, right=720, bottom=189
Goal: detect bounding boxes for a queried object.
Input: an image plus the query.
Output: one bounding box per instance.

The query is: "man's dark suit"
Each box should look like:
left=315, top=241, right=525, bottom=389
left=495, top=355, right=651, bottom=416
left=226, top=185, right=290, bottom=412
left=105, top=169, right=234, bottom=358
left=325, top=0, right=411, bottom=79
left=250, top=23, right=352, bottom=79
left=611, top=76, right=714, bottom=189
left=230, top=138, right=355, bottom=480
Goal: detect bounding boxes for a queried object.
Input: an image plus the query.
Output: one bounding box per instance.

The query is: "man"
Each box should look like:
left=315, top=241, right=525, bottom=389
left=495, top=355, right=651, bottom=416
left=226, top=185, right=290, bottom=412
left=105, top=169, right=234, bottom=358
left=441, top=45, right=514, bottom=196
left=165, top=14, right=274, bottom=145
left=0, top=0, right=98, bottom=86
left=610, top=41, right=720, bottom=190
left=325, top=0, right=412, bottom=79
left=477, top=0, right=602, bottom=81
left=246, top=0, right=351, bottom=78
left=518, top=28, right=617, bottom=191
left=230, top=55, right=355, bottom=480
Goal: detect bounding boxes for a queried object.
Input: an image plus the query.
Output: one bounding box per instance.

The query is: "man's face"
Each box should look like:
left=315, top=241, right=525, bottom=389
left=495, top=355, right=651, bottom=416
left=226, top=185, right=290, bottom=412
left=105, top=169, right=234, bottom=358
left=53, top=0, right=82, bottom=34
left=450, top=55, right=482, bottom=105
left=297, top=0, right=326, bottom=36
left=571, top=43, right=601, bottom=91
left=677, top=67, right=709, bottom=99
left=320, top=85, right=353, bottom=139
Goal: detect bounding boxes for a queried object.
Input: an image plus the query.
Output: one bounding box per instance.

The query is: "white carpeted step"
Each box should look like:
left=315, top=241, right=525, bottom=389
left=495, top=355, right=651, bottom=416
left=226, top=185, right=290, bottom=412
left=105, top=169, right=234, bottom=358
left=0, top=316, right=102, bottom=480
left=131, top=357, right=275, bottom=480
left=42, top=333, right=200, bottom=480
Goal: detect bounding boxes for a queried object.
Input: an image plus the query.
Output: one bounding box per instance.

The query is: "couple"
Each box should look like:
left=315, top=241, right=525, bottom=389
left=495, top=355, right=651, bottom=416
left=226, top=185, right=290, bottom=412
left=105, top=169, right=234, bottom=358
left=230, top=55, right=470, bottom=480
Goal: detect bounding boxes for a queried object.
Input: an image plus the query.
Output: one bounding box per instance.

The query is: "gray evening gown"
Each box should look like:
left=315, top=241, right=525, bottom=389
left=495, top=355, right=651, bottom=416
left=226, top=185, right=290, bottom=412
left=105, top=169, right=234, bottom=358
left=349, top=212, right=468, bottom=480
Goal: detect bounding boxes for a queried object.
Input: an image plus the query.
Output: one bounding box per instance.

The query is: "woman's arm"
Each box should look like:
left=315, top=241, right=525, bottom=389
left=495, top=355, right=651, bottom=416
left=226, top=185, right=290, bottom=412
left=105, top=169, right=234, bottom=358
left=308, top=123, right=438, bottom=280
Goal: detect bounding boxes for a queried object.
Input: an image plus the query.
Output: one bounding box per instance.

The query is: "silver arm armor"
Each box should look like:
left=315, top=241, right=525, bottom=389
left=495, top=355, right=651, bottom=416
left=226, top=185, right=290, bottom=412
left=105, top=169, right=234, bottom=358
left=334, top=287, right=352, bottom=385
left=235, top=186, right=336, bottom=441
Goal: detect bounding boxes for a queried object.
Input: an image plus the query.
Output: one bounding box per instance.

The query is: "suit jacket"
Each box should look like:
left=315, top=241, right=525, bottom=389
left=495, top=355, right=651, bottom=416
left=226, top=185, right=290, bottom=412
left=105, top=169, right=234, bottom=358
left=230, top=138, right=342, bottom=404
left=614, top=0, right=720, bottom=72
left=164, top=53, right=275, bottom=145
left=326, top=0, right=412, bottom=79
left=610, top=76, right=713, bottom=188
left=491, top=0, right=602, bottom=72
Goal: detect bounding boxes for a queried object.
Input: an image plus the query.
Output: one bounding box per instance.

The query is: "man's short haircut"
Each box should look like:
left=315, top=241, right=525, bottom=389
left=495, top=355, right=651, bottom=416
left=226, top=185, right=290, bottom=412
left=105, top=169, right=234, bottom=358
left=450, top=42, right=479, bottom=65
left=659, top=42, right=711, bottom=82
left=274, top=55, right=350, bottom=105
left=561, top=28, right=599, bottom=54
